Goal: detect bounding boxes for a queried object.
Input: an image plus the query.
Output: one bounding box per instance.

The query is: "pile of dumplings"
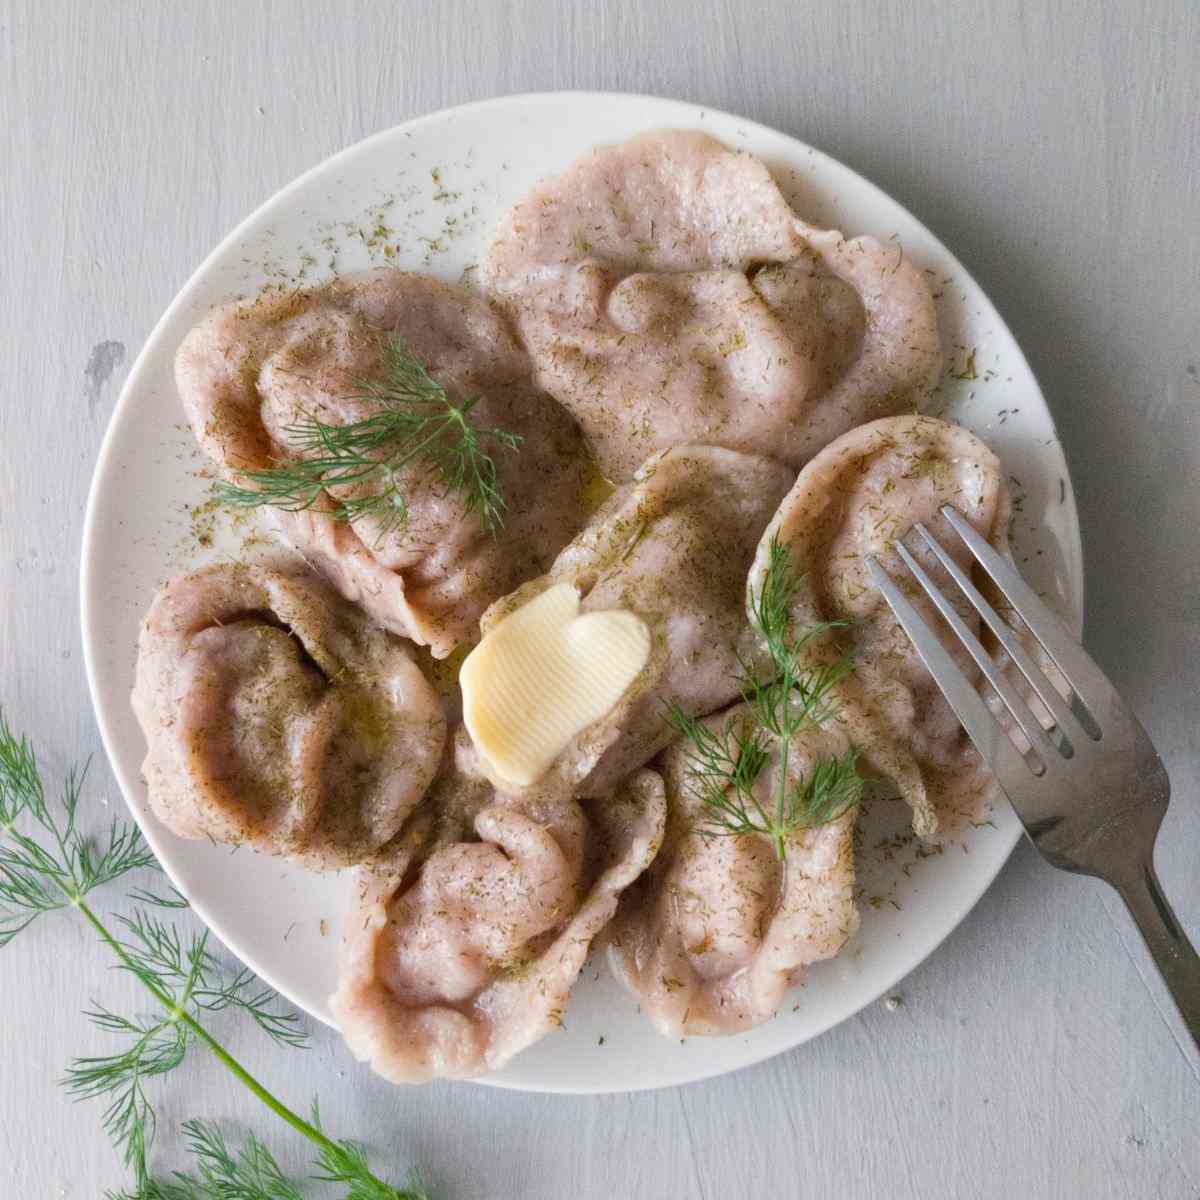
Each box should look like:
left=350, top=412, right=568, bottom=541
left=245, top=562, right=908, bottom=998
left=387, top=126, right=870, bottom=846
left=133, top=131, right=1012, bottom=1083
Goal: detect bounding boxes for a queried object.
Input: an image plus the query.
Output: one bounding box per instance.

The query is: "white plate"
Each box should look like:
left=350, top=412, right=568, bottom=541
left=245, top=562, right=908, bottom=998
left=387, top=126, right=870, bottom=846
left=81, top=92, right=1083, bottom=1094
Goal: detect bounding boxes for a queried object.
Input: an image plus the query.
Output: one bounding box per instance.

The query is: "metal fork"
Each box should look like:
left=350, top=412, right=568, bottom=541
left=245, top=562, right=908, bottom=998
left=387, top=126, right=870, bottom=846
left=865, top=504, right=1200, bottom=1050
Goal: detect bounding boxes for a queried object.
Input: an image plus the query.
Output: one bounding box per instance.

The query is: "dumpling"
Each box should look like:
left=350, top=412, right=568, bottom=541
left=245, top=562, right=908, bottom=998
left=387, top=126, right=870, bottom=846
left=748, top=414, right=1013, bottom=835
left=175, top=269, right=593, bottom=657
left=609, top=701, right=862, bottom=1036
left=330, top=732, right=665, bottom=1082
left=131, top=563, right=446, bottom=867
left=471, top=445, right=795, bottom=796
left=486, top=130, right=941, bottom=481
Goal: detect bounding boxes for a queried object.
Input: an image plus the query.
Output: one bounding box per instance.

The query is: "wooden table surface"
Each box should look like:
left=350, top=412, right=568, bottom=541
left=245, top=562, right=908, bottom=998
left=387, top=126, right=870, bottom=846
left=2, top=3, right=1198, bottom=1196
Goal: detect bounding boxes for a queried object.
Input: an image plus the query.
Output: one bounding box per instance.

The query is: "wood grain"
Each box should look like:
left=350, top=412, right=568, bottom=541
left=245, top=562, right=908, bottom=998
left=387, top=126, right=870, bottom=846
left=1, top=1, right=1197, bottom=1195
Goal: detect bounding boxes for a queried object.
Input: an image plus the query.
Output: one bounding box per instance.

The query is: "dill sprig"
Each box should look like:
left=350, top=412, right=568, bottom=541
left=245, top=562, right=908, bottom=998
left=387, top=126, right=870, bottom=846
left=64, top=903, right=310, bottom=1172
left=664, top=704, right=863, bottom=861
left=0, top=711, right=425, bottom=1200
left=107, top=1118, right=306, bottom=1200
left=309, top=1099, right=428, bottom=1200
left=665, top=538, right=862, bottom=860
left=106, top=1112, right=427, bottom=1200
left=217, top=334, right=522, bottom=536
left=0, top=737, right=154, bottom=944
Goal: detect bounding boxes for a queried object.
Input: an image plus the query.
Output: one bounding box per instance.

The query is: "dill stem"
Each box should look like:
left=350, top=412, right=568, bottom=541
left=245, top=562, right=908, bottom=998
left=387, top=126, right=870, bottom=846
left=773, top=656, right=798, bottom=862
left=742, top=749, right=776, bottom=842
left=70, top=896, right=349, bottom=1170
left=775, top=727, right=791, bottom=862
left=398, top=417, right=453, bottom=462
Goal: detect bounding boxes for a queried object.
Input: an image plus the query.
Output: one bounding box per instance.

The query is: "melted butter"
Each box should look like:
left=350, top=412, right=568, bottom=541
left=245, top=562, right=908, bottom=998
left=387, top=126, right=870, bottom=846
left=460, top=583, right=650, bottom=786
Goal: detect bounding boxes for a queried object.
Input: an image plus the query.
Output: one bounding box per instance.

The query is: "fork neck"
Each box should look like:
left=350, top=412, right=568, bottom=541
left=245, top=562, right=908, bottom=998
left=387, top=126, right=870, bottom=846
left=1113, top=861, right=1200, bottom=1055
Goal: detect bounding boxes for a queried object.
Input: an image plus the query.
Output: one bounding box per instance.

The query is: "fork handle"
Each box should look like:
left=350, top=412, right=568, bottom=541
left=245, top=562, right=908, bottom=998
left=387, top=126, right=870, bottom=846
left=1115, top=863, right=1200, bottom=1052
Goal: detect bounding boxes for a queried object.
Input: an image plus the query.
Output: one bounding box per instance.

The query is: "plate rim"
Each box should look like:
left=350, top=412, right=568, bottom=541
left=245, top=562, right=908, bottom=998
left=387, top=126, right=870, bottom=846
left=80, top=89, right=1084, bottom=1094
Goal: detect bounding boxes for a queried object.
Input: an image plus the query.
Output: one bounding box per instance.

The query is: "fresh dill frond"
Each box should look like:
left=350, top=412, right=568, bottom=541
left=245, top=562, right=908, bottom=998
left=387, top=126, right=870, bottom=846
left=105, top=1114, right=430, bottom=1200
left=667, top=702, right=863, bottom=860
left=748, top=535, right=804, bottom=664
left=127, top=884, right=190, bottom=909
left=169, top=1119, right=305, bottom=1200
left=217, top=334, right=522, bottom=536
left=310, top=1099, right=430, bottom=1200
left=0, top=713, right=420, bottom=1199
left=109, top=909, right=309, bottom=1048
left=796, top=749, right=867, bottom=827
left=65, top=1006, right=187, bottom=1173
left=105, top=1119, right=304, bottom=1200
left=0, top=713, right=155, bottom=945
left=663, top=539, right=862, bottom=859
left=735, top=637, right=853, bottom=738
left=737, top=537, right=854, bottom=734
left=55, top=851, right=305, bottom=1171
left=663, top=703, right=773, bottom=832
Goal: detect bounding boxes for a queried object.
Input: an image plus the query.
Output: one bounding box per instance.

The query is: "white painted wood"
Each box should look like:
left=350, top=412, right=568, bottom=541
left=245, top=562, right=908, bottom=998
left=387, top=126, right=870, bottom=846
left=1, top=1, right=1197, bottom=1195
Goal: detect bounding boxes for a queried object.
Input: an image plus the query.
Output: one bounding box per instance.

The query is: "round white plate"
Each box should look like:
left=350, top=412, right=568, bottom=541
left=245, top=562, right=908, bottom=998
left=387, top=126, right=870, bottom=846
left=81, top=92, right=1083, bottom=1094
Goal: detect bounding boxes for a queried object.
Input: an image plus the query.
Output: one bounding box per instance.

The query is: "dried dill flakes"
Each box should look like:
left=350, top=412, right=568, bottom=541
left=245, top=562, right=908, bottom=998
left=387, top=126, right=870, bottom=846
left=430, top=166, right=461, bottom=204
left=188, top=496, right=221, bottom=548
left=950, top=348, right=979, bottom=381
left=262, top=164, right=482, bottom=278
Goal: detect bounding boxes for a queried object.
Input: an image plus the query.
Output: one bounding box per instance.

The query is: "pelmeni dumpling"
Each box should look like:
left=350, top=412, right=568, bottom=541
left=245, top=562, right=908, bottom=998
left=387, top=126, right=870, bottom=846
left=131, top=564, right=446, bottom=867
left=330, top=733, right=665, bottom=1083
left=748, top=414, right=1013, bottom=835
left=468, top=444, right=795, bottom=796
left=610, top=699, right=863, bottom=1037
left=175, top=270, right=592, bottom=657
left=486, top=130, right=941, bottom=481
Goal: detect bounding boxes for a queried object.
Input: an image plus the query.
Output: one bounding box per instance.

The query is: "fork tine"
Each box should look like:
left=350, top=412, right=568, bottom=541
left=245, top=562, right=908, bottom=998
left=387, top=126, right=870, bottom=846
left=939, top=507, right=1107, bottom=737
left=864, top=556, right=1039, bottom=784
left=891, top=539, right=1066, bottom=762
left=911, top=521, right=1099, bottom=747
